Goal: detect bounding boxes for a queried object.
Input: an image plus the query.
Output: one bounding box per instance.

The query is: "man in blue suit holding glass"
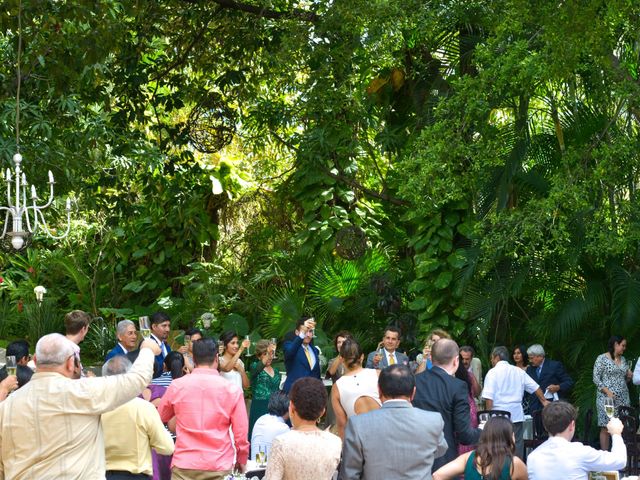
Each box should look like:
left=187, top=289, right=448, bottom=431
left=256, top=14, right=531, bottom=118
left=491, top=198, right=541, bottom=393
left=282, top=317, right=321, bottom=393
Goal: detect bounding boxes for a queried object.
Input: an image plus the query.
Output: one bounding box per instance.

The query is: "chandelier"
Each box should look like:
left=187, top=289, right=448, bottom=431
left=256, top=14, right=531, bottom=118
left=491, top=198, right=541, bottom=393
left=2, top=0, right=72, bottom=250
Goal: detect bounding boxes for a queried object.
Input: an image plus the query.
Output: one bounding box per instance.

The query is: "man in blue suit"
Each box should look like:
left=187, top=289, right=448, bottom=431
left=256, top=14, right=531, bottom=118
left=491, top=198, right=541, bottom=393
left=282, top=317, right=321, bottom=393
left=526, top=344, right=574, bottom=413
left=105, top=319, right=138, bottom=361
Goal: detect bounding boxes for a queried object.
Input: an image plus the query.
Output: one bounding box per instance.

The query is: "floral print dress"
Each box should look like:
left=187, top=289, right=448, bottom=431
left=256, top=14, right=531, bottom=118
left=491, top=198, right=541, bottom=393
left=593, top=353, right=630, bottom=426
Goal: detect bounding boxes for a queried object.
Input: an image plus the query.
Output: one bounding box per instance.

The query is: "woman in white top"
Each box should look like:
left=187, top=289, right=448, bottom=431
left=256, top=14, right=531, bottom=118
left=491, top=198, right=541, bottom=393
left=218, top=330, right=250, bottom=389
left=331, top=337, right=381, bottom=439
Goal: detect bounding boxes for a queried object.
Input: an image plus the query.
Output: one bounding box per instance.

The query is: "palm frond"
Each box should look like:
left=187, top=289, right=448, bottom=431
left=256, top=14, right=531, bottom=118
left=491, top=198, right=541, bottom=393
left=609, top=265, right=640, bottom=334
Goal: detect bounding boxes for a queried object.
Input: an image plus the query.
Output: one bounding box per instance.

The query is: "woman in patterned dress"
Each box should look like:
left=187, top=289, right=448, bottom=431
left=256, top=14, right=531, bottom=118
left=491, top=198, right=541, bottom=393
left=248, top=339, right=281, bottom=440
left=593, top=335, right=633, bottom=450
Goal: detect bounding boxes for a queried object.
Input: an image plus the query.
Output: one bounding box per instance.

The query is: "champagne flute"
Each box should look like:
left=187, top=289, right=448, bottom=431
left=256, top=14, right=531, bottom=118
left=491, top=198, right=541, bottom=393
left=270, top=337, right=278, bottom=360
left=604, top=397, right=615, bottom=419
left=138, top=316, right=151, bottom=340
left=244, top=335, right=252, bottom=356
left=259, top=445, right=268, bottom=467
left=184, top=334, right=191, bottom=348
left=309, top=317, right=317, bottom=338
left=218, top=340, right=225, bottom=356
left=6, top=356, right=16, bottom=377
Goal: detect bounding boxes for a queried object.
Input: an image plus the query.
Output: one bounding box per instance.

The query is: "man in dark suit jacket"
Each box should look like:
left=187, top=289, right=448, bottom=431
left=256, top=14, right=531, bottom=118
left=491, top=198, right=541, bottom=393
left=341, top=364, right=448, bottom=480
left=282, top=317, right=321, bottom=393
left=105, top=320, right=138, bottom=361
left=526, top=344, right=574, bottom=413
left=413, top=338, right=481, bottom=472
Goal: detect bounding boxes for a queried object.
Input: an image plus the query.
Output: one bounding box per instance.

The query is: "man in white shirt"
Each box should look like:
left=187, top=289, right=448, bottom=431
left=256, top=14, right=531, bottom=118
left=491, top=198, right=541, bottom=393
left=482, top=346, right=548, bottom=458
left=250, top=391, right=290, bottom=460
left=528, top=401, right=626, bottom=479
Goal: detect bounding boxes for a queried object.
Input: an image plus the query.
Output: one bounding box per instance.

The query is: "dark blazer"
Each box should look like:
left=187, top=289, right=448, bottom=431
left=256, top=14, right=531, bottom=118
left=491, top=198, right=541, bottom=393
left=340, top=400, right=448, bottom=480
left=282, top=334, right=321, bottom=393
left=526, top=358, right=574, bottom=412
left=105, top=344, right=127, bottom=361
left=413, top=365, right=481, bottom=472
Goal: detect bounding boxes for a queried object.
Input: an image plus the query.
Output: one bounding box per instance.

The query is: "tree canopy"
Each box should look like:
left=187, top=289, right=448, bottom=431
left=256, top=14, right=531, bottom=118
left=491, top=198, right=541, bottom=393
left=1, top=0, right=640, bottom=413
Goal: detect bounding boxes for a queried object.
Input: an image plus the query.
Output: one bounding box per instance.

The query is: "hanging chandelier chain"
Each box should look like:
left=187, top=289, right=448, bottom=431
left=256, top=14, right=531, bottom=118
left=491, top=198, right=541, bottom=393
left=0, top=0, right=73, bottom=250
left=15, top=0, right=22, bottom=153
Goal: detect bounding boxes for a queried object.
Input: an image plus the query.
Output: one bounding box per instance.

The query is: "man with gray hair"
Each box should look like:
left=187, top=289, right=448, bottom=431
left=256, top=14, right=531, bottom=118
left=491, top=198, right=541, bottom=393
left=101, top=356, right=174, bottom=479
left=413, top=338, right=481, bottom=472
left=482, top=346, right=549, bottom=458
left=0, top=333, right=161, bottom=480
left=106, top=319, right=139, bottom=361
left=525, top=344, right=574, bottom=413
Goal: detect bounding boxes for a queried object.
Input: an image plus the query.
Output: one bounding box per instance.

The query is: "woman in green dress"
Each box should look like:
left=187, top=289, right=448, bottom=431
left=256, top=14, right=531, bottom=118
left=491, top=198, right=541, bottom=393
left=249, top=339, right=281, bottom=440
left=433, top=416, right=527, bottom=480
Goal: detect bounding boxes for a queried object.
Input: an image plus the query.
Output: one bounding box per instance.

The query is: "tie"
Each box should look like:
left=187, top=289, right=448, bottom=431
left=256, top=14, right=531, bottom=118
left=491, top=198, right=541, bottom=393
left=304, top=345, right=313, bottom=368
left=389, top=353, right=396, bottom=365
left=536, top=366, right=542, bottom=377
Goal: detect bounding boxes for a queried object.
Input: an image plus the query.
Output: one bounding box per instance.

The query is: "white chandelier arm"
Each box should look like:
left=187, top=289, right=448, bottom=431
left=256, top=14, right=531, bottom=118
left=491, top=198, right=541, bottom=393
left=24, top=196, right=36, bottom=234
left=0, top=209, right=11, bottom=238
left=38, top=181, right=55, bottom=209
left=5, top=171, right=13, bottom=208
left=33, top=205, right=71, bottom=240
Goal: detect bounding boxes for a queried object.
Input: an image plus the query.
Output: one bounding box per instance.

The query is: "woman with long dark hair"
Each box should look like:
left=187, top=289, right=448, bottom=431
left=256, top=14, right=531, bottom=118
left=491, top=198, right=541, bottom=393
left=218, top=330, right=250, bottom=389
left=593, top=334, right=632, bottom=450
left=433, top=416, right=527, bottom=480
left=512, top=345, right=528, bottom=370
left=454, top=353, right=480, bottom=455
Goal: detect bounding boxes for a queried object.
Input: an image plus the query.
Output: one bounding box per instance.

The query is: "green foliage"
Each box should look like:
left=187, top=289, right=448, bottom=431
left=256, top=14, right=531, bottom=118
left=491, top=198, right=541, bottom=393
left=2, top=2, right=640, bottom=430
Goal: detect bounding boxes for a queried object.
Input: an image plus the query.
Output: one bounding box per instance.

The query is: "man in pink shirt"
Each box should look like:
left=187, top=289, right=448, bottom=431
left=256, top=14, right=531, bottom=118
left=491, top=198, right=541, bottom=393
left=158, top=337, right=249, bottom=479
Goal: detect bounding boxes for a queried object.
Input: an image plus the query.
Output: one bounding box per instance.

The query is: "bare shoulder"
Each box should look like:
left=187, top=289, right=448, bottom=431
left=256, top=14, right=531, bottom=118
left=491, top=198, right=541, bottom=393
left=512, top=455, right=528, bottom=480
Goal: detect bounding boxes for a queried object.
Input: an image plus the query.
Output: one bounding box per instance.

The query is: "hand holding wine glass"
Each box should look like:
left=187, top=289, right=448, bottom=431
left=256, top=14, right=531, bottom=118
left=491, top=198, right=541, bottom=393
left=604, top=397, right=615, bottom=419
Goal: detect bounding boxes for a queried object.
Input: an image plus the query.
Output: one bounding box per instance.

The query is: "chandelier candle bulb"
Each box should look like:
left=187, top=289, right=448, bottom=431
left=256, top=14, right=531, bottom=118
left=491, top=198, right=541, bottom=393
left=30, top=185, right=36, bottom=199
left=48, top=171, right=54, bottom=183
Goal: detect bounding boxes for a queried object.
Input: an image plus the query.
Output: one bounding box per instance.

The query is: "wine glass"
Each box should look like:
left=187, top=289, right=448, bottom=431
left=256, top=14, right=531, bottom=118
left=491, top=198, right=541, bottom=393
left=604, top=397, right=615, bottom=419
left=138, top=316, right=151, bottom=339
left=6, top=356, right=16, bottom=377
left=244, top=335, right=253, bottom=356
left=256, top=445, right=267, bottom=467
left=307, top=317, right=317, bottom=338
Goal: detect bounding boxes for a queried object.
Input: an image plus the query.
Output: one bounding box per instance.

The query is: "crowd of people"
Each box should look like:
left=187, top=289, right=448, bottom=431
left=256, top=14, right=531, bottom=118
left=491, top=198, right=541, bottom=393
left=0, top=311, right=634, bottom=479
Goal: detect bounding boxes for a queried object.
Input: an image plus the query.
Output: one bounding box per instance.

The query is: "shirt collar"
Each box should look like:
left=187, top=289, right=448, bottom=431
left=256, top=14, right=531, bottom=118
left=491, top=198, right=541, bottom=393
left=192, top=367, right=221, bottom=376
left=382, top=399, right=411, bottom=406
left=150, top=333, right=163, bottom=344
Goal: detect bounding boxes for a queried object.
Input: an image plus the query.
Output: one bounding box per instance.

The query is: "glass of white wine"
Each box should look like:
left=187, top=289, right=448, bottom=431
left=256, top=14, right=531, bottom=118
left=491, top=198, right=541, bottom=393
left=604, top=397, right=615, bottom=419
left=138, top=316, right=151, bottom=340
left=245, top=335, right=253, bottom=356
left=5, top=356, right=16, bottom=377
